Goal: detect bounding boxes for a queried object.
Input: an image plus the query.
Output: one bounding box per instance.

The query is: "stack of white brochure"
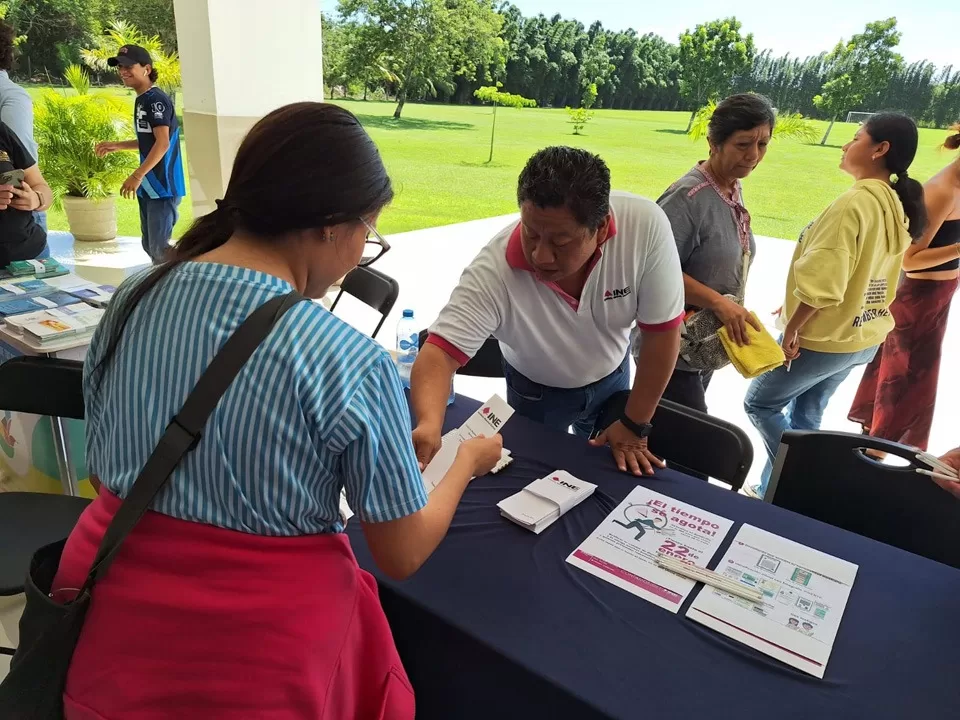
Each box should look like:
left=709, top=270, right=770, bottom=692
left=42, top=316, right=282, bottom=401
left=498, top=470, right=596, bottom=534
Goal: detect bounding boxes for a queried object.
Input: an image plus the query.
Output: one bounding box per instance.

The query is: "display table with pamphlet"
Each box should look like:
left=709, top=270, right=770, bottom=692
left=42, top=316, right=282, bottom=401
left=346, top=395, right=960, bottom=720
left=0, top=262, right=114, bottom=497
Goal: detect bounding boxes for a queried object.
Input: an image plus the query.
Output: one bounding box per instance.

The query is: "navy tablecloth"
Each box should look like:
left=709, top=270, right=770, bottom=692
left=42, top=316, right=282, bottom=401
left=346, top=396, right=960, bottom=719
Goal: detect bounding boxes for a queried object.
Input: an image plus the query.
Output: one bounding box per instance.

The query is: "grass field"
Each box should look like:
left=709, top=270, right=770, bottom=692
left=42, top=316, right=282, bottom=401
left=25, top=85, right=956, bottom=241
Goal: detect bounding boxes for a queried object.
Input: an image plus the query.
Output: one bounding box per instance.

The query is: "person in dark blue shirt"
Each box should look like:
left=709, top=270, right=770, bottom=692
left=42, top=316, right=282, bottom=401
left=96, top=44, right=185, bottom=263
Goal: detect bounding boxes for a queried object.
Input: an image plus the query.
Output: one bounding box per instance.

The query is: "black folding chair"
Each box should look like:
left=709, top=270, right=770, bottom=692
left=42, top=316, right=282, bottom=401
left=767, top=431, right=960, bottom=568
left=0, top=357, right=91, bottom=656
left=418, top=330, right=504, bottom=378
left=592, top=391, right=753, bottom=491
left=329, top=266, right=400, bottom=339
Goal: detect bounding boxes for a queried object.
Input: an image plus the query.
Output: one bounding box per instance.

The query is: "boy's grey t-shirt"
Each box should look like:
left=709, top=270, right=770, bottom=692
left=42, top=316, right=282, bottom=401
left=657, top=165, right=755, bottom=301
left=656, top=165, right=756, bottom=372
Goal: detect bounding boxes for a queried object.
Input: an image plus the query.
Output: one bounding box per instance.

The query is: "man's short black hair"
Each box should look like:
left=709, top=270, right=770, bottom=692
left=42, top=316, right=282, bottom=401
left=517, top=146, right=611, bottom=230
left=0, top=21, right=15, bottom=72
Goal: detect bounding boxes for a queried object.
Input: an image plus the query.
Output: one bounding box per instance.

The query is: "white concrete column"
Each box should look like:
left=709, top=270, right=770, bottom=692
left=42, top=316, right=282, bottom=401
left=172, top=0, right=323, bottom=217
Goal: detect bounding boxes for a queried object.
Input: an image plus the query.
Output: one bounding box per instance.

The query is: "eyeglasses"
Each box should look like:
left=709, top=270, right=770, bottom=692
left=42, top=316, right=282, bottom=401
left=360, top=218, right=390, bottom=267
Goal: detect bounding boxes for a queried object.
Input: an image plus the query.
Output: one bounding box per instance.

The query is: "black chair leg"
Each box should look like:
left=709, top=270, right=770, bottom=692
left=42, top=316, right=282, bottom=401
left=1, top=645, right=15, bottom=656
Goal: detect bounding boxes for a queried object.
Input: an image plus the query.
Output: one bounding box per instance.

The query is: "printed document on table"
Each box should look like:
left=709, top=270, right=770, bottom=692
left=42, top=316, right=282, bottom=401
left=566, top=487, right=733, bottom=613
left=686, top=524, right=857, bottom=678
left=422, top=395, right=514, bottom=492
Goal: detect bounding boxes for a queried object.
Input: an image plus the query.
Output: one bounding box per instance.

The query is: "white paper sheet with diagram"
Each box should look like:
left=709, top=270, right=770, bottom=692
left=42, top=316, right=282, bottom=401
left=566, top=487, right=734, bottom=613
left=686, top=524, right=857, bottom=678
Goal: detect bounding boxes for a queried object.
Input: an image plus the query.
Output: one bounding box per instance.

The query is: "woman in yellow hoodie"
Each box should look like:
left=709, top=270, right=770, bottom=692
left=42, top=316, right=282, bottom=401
left=744, top=113, right=927, bottom=499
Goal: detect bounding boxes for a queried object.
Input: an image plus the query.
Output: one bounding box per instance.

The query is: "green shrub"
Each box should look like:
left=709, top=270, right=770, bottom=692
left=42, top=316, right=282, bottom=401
left=34, top=92, right=138, bottom=202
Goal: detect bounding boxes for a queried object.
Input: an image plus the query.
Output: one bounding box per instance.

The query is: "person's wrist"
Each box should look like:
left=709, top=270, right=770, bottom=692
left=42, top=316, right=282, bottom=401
left=706, top=293, right=728, bottom=313
left=417, top=416, right=442, bottom=435
left=620, top=412, right=653, bottom=438
left=452, top=447, right=481, bottom=480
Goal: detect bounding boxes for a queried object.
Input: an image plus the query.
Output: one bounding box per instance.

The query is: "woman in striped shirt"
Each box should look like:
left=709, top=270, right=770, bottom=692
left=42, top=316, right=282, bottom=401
left=51, top=103, right=502, bottom=719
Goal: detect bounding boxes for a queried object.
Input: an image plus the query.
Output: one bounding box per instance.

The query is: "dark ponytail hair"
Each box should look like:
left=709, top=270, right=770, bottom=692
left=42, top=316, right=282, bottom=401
left=863, top=112, right=927, bottom=240
left=93, top=102, right=393, bottom=386
left=945, top=123, right=960, bottom=151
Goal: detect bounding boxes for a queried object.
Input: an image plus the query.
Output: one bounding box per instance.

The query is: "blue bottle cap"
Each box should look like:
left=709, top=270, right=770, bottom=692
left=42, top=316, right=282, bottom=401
left=402, top=309, right=414, bottom=318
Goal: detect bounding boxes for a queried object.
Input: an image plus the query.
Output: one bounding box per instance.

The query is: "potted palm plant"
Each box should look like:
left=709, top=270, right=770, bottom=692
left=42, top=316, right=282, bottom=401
left=33, top=67, right=138, bottom=241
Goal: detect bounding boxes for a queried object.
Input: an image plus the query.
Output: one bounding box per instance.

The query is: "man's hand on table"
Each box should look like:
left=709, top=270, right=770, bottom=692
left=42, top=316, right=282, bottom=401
left=590, top=420, right=665, bottom=476
left=412, top=423, right=443, bottom=471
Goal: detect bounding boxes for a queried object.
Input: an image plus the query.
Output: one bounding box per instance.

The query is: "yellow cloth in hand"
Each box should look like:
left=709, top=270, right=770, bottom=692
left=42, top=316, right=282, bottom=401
left=718, top=312, right=785, bottom=379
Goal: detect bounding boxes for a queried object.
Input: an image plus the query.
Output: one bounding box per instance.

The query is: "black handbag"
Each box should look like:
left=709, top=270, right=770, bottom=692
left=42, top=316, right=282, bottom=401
left=0, top=291, right=305, bottom=720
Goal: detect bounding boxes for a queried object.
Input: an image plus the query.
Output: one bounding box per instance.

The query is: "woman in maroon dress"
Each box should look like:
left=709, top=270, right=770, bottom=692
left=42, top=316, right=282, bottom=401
left=850, top=125, right=960, bottom=450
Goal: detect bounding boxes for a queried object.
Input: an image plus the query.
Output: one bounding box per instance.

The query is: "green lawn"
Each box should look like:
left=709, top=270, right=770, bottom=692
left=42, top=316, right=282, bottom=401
left=339, top=101, right=950, bottom=241
left=26, top=85, right=953, bottom=241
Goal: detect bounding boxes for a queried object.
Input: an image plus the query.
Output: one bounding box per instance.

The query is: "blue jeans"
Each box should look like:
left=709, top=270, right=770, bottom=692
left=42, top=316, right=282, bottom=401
left=138, top=196, right=181, bottom=263
left=744, top=344, right=879, bottom=496
left=504, top=354, right=631, bottom=438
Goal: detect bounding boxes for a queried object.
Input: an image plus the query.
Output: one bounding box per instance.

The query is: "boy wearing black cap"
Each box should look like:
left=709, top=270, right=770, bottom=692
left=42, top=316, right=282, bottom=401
left=96, top=44, right=185, bottom=263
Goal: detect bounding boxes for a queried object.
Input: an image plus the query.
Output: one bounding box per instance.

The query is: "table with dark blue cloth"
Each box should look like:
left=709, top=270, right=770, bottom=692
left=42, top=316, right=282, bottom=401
left=346, top=396, right=960, bottom=719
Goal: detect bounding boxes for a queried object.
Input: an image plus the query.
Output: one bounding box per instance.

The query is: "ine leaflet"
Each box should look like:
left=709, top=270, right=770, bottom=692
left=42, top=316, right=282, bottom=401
left=566, top=487, right=733, bottom=613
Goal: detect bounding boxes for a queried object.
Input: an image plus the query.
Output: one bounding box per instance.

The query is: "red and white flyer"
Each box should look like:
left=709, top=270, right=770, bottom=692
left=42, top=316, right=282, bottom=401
left=566, top=486, right=733, bottom=613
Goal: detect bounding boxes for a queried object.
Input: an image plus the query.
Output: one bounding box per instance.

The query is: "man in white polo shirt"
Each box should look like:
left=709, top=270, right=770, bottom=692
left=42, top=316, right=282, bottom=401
left=411, top=146, right=685, bottom=475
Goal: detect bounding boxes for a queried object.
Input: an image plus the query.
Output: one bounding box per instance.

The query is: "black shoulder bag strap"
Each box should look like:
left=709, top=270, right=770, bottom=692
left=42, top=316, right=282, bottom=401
left=76, top=291, right=305, bottom=594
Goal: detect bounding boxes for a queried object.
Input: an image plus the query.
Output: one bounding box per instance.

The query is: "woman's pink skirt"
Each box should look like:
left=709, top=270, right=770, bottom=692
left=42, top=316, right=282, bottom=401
left=52, top=491, right=415, bottom=720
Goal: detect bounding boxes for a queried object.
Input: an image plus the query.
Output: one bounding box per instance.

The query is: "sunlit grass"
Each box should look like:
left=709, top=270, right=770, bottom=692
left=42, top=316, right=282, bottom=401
left=26, top=85, right=954, bottom=241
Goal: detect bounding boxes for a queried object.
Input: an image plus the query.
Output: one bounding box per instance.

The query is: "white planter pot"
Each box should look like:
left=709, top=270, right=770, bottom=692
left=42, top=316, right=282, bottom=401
left=61, top=195, right=118, bottom=242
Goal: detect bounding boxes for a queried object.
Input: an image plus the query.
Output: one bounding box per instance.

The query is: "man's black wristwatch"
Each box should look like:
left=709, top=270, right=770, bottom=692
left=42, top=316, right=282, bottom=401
left=619, top=413, right=653, bottom=438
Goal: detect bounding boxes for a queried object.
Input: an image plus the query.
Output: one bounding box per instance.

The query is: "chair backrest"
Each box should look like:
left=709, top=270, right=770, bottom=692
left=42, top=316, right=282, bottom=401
left=0, top=357, right=85, bottom=419
left=329, top=266, right=400, bottom=339
left=418, top=330, right=504, bottom=378
left=593, top=391, right=753, bottom=490
left=768, top=431, right=960, bottom=569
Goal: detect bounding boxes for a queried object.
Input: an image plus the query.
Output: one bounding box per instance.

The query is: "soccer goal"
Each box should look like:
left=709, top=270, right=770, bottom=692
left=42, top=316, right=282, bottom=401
left=846, top=111, right=876, bottom=124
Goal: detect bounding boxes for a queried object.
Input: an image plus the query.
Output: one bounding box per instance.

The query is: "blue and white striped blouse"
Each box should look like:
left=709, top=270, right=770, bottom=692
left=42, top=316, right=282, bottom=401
left=83, top=261, right=427, bottom=536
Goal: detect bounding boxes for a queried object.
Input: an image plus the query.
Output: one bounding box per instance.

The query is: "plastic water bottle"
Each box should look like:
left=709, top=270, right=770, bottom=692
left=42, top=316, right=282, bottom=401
left=448, top=376, right=456, bottom=406
left=396, top=309, right=419, bottom=389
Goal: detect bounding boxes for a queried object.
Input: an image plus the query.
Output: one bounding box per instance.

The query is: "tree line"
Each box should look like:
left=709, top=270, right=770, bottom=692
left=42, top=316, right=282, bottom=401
left=1, top=0, right=177, bottom=79
left=325, top=3, right=960, bottom=127
left=4, top=1, right=958, bottom=129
